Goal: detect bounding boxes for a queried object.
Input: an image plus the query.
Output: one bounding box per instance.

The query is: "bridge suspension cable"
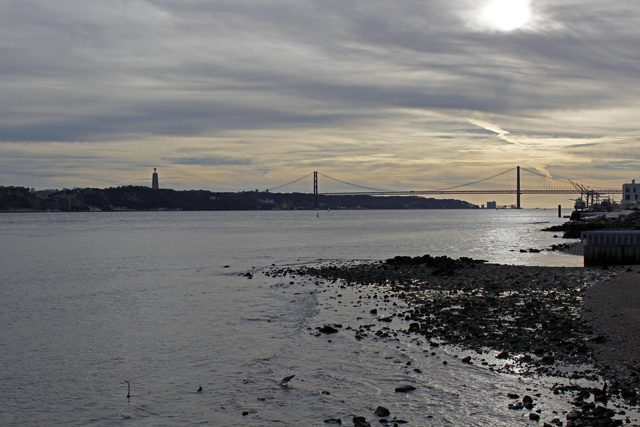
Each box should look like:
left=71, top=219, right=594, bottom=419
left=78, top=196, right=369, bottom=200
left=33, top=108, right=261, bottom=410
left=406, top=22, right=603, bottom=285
left=268, top=172, right=314, bottom=192
left=317, top=172, right=389, bottom=193
left=434, top=167, right=517, bottom=191
left=520, top=167, right=573, bottom=184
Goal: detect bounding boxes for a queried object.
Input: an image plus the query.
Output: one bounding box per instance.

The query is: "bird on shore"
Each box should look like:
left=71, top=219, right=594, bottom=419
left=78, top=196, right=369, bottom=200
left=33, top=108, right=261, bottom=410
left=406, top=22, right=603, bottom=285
left=594, top=382, right=608, bottom=403
left=279, top=374, right=295, bottom=386
left=124, top=380, right=130, bottom=398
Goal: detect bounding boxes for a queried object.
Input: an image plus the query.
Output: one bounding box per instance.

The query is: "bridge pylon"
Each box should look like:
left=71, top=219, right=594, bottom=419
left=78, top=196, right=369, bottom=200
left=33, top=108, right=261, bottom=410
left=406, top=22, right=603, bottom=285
left=517, top=166, right=521, bottom=209
left=314, top=171, right=318, bottom=209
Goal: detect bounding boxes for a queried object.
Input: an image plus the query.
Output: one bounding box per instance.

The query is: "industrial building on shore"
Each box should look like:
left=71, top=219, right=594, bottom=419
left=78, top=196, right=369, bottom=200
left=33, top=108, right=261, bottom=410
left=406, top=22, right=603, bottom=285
left=622, top=179, right=640, bottom=204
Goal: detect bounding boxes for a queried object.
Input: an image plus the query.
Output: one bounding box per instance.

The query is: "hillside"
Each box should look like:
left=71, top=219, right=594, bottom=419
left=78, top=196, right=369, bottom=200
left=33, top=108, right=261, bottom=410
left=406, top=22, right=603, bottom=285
left=0, top=186, right=478, bottom=212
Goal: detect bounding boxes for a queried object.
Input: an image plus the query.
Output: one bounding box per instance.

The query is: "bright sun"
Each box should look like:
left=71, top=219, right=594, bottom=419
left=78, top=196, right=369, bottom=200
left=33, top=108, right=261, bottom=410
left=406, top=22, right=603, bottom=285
left=481, top=0, right=531, bottom=31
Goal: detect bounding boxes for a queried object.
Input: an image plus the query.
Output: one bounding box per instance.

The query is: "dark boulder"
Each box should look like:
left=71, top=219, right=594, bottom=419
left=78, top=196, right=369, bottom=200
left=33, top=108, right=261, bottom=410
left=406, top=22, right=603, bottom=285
left=395, top=385, right=417, bottom=393
left=566, top=410, right=582, bottom=420
left=541, top=355, right=555, bottom=365
left=353, top=416, right=371, bottom=427
left=374, top=406, right=390, bottom=417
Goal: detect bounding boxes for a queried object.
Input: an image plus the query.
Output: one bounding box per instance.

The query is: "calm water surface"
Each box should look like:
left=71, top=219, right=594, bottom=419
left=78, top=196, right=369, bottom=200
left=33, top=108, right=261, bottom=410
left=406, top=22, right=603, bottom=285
left=0, top=210, right=588, bottom=426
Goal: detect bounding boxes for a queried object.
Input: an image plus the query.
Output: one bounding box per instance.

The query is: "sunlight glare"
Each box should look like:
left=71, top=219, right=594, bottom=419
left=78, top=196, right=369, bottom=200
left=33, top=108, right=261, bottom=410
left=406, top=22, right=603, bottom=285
left=481, top=0, right=531, bottom=31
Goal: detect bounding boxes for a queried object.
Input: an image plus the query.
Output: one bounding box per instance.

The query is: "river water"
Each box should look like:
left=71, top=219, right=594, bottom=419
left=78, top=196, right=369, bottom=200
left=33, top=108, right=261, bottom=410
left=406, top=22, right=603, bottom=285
left=0, top=209, right=592, bottom=426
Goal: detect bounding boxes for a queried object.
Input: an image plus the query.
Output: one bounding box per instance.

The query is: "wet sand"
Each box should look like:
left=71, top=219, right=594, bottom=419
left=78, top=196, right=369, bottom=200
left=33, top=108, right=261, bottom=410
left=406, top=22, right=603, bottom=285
left=583, top=268, right=640, bottom=393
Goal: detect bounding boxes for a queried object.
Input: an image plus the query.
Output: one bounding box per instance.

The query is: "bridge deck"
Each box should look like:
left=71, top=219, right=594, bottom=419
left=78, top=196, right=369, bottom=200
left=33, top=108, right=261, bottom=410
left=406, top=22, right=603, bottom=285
left=316, top=190, right=622, bottom=196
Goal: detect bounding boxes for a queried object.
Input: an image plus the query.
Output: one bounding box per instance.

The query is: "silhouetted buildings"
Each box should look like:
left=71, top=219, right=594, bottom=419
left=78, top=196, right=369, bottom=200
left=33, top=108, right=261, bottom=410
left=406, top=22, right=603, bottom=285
left=622, top=179, right=640, bottom=204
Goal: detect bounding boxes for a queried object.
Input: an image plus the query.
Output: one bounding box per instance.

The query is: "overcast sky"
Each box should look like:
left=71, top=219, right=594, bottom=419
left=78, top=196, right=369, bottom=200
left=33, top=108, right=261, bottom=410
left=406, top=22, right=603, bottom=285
left=1, top=0, right=639, bottom=206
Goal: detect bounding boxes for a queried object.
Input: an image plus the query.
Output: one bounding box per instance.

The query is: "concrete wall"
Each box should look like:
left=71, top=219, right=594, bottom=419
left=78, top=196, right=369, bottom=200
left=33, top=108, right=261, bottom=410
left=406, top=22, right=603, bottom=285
left=582, top=231, right=640, bottom=266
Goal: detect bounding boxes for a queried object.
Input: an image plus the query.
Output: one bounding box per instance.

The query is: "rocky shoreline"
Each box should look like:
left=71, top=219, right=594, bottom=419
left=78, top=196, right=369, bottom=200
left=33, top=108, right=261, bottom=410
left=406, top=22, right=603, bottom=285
left=281, top=255, right=639, bottom=426
left=543, top=210, right=640, bottom=239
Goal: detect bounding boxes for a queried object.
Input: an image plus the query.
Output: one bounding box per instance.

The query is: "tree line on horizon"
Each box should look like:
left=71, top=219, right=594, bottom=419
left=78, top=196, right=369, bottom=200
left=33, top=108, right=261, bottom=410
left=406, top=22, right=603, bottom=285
left=0, top=185, right=479, bottom=212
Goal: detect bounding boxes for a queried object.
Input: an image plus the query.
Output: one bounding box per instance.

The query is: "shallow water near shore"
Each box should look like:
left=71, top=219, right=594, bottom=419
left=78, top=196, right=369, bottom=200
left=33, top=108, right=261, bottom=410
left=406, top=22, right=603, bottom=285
left=0, top=209, right=618, bottom=426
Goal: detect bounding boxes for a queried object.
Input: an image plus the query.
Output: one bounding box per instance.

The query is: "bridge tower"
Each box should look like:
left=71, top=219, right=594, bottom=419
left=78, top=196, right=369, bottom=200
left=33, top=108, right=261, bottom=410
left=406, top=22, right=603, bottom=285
left=516, top=166, right=520, bottom=208
left=314, top=171, right=318, bottom=209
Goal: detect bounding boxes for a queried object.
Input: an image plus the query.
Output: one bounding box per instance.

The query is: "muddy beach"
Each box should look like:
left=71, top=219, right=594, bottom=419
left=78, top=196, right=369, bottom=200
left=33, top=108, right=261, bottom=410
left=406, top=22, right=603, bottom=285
left=278, top=255, right=640, bottom=426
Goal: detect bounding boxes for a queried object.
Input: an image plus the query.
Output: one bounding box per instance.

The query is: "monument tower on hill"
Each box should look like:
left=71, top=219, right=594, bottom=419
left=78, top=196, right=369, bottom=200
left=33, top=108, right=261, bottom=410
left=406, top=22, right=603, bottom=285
left=152, top=168, right=159, bottom=189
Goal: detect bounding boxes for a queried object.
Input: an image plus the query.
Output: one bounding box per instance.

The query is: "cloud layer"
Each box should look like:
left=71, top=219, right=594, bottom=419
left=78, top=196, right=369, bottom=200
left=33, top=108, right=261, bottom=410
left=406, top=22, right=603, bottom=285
left=1, top=0, right=639, bottom=205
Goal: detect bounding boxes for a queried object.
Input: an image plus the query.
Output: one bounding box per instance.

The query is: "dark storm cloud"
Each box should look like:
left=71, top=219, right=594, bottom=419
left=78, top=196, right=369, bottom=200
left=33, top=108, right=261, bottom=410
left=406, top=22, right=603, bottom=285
left=1, top=0, right=639, bottom=143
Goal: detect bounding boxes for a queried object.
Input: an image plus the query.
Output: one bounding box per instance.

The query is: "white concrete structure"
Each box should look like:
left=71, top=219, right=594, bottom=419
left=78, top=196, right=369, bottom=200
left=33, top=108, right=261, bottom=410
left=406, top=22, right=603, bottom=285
left=622, top=179, right=640, bottom=204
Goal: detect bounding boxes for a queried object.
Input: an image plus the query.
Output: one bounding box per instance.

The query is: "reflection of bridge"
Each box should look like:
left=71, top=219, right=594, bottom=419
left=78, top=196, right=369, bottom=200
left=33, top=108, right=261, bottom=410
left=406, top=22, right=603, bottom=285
left=268, top=166, right=623, bottom=209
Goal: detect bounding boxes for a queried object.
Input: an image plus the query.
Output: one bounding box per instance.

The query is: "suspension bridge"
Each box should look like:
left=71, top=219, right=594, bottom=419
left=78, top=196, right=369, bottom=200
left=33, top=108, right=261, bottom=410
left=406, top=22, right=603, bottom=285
left=267, top=166, right=623, bottom=209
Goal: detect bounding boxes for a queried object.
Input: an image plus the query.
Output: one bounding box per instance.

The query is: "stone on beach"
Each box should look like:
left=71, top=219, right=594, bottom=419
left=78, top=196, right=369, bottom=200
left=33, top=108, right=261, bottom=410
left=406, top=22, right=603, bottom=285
left=353, top=415, right=371, bottom=427
left=374, top=406, right=390, bottom=417
left=394, top=385, right=416, bottom=393
left=318, top=325, right=339, bottom=334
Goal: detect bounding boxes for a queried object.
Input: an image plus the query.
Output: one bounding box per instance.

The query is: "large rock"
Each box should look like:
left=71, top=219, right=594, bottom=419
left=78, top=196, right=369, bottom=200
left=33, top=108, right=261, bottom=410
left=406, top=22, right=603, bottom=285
left=373, top=406, right=390, bottom=417
left=353, top=416, right=370, bottom=427
left=318, top=325, right=339, bottom=334
left=395, top=385, right=417, bottom=393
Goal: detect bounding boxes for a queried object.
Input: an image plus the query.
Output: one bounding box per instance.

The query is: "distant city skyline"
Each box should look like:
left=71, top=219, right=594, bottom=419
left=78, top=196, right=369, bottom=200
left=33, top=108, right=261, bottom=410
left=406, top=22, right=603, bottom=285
left=1, top=0, right=639, bottom=208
